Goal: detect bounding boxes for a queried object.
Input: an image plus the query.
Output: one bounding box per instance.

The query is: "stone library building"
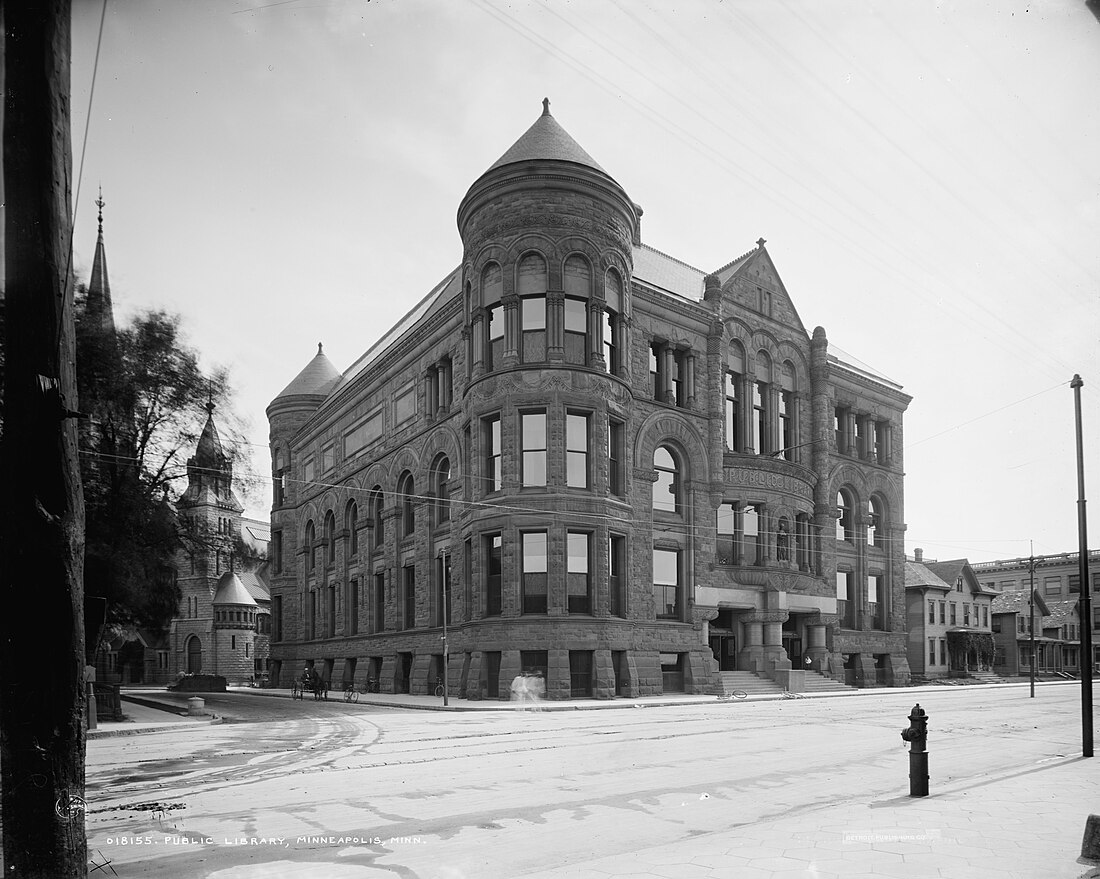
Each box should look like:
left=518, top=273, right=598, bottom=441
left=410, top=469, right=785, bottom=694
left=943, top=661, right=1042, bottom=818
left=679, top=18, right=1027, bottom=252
left=266, top=100, right=912, bottom=700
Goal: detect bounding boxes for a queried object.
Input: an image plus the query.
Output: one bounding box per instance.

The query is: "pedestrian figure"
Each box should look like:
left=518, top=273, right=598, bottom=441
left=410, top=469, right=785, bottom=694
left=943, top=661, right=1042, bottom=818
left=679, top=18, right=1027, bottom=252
left=529, top=671, right=545, bottom=709
left=510, top=674, right=529, bottom=710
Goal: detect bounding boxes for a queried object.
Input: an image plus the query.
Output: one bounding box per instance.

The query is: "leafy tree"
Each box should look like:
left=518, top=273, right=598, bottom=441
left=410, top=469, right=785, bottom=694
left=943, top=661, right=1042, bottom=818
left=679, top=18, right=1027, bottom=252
left=75, top=298, right=252, bottom=634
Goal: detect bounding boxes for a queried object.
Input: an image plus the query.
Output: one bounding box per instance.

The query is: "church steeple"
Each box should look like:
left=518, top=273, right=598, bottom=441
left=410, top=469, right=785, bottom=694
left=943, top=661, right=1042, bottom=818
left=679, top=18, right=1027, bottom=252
left=85, top=188, right=116, bottom=336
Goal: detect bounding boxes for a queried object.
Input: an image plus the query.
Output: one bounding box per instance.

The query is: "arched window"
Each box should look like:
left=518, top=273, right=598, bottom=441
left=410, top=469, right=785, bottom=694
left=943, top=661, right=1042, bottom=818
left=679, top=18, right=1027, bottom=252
left=346, top=501, right=359, bottom=557
left=518, top=253, right=547, bottom=362
left=433, top=456, right=451, bottom=525
left=726, top=341, right=745, bottom=452
left=836, top=490, right=854, bottom=542
left=563, top=255, right=591, bottom=365
left=653, top=446, right=682, bottom=514
left=324, top=511, right=336, bottom=566
left=186, top=635, right=202, bottom=674
left=483, top=263, right=503, bottom=370
left=273, top=448, right=287, bottom=507
left=397, top=472, right=415, bottom=538
left=369, top=487, right=384, bottom=549
left=603, top=269, right=622, bottom=374
left=868, top=496, right=885, bottom=548
left=304, top=520, right=316, bottom=573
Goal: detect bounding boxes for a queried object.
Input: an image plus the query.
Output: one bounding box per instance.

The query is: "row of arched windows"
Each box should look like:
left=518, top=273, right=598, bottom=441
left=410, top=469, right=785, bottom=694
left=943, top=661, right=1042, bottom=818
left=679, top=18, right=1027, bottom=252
left=725, top=341, right=800, bottom=458
left=472, top=254, right=625, bottom=374
left=302, top=457, right=452, bottom=574
left=837, top=489, right=888, bottom=548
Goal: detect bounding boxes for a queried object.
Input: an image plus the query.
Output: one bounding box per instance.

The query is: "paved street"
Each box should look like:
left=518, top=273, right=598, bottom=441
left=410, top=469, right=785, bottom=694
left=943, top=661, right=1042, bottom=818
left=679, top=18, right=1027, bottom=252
left=83, top=684, right=1099, bottom=879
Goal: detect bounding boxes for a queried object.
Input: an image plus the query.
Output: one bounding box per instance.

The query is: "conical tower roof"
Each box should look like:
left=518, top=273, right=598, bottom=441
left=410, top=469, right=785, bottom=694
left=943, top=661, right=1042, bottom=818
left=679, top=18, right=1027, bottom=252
left=271, top=343, right=343, bottom=404
left=85, top=189, right=116, bottom=336
left=194, top=401, right=228, bottom=469
left=212, top=571, right=257, bottom=607
left=484, top=98, right=608, bottom=176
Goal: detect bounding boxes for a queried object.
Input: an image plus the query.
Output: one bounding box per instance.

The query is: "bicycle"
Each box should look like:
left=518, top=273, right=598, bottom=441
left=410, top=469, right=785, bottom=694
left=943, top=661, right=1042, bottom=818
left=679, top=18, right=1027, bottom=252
left=343, top=682, right=359, bottom=703
left=432, top=679, right=445, bottom=698
left=365, top=677, right=380, bottom=693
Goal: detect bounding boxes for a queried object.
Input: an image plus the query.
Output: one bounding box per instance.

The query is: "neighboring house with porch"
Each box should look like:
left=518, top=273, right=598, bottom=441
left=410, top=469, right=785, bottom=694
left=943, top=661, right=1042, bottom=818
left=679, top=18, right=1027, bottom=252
left=904, top=551, right=996, bottom=680
left=991, top=592, right=1082, bottom=677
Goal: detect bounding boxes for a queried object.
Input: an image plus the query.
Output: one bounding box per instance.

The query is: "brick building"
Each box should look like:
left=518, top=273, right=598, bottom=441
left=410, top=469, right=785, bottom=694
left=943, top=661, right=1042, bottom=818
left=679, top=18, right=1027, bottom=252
left=266, top=101, right=912, bottom=700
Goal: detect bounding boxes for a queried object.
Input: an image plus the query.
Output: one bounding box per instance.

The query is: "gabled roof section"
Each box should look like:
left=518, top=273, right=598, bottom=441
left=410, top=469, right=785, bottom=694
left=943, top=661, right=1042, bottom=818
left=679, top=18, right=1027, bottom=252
left=904, top=561, right=953, bottom=591
left=926, top=560, right=984, bottom=596
left=992, top=590, right=1050, bottom=617
left=486, top=98, right=608, bottom=176
left=631, top=244, right=705, bottom=300
left=332, top=268, right=460, bottom=397
left=1042, top=599, right=1079, bottom=627
left=711, top=241, right=809, bottom=337
left=273, top=343, right=343, bottom=401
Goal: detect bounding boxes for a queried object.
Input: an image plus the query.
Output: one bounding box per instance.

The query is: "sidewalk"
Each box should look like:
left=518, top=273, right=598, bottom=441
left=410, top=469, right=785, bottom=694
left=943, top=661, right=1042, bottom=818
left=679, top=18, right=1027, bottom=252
left=87, top=696, right=220, bottom=739
left=117, top=675, right=1083, bottom=717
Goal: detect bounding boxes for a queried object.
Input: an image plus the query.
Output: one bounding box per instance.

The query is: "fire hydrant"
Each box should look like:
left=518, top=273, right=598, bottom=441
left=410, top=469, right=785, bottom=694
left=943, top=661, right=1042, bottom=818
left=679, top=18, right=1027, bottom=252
left=900, top=703, right=929, bottom=797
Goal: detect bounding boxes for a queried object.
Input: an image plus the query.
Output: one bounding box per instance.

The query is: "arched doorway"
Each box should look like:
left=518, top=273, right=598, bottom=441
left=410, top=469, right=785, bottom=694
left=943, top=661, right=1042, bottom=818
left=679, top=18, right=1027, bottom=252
left=186, top=635, right=202, bottom=673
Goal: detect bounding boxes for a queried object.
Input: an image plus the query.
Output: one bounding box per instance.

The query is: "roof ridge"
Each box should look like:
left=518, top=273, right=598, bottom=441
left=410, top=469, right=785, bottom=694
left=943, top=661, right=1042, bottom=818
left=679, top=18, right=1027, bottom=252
left=711, top=245, right=758, bottom=276
left=636, top=242, right=705, bottom=276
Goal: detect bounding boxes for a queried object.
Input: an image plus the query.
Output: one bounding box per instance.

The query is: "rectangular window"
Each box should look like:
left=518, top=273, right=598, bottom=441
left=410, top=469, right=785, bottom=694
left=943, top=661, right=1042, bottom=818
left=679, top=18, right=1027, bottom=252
left=328, top=585, right=336, bottom=637
left=521, top=296, right=547, bottom=361
left=609, top=534, right=626, bottom=618
left=963, top=604, right=971, bottom=626
left=435, top=555, right=452, bottom=627
left=345, top=410, right=383, bottom=458
left=950, top=603, right=957, bottom=625
left=272, top=530, right=283, bottom=575
left=671, top=349, right=686, bottom=407
left=928, top=599, right=935, bottom=624
left=521, top=411, right=547, bottom=487
left=394, top=385, right=416, bottom=424
left=939, top=600, right=946, bottom=624
left=1069, top=574, right=1081, bottom=593
left=779, top=390, right=794, bottom=459
left=753, top=382, right=768, bottom=454
left=1043, top=576, right=1061, bottom=596
left=725, top=371, right=741, bottom=452
left=602, top=309, right=618, bottom=374
left=836, top=571, right=855, bottom=627
left=716, top=504, right=736, bottom=566
left=981, top=606, right=988, bottom=628
left=743, top=505, right=761, bottom=566
left=321, top=442, right=335, bottom=473
left=564, top=298, right=587, bottom=365
left=928, top=639, right=935, bottom=666
left=273, top=595, right=283, bottom=641
left=608, top=419, right=625, bottom=497
left=939, top=639, right=947, bottom=666
left=650, top=343, right=662, bottom=400
left=374, top=571, right=386, bottom=633
left=309, top=590, right=317, bottom=639
left=522, top=532, right=548, bottom=614
left=487, top=305, right=504, bottom=369
left=653, top=548, right=680, bottom=619
left=403, top=566, right=416, bottom=629
left=483, top=414, right=502, bottom=493
left=834, top=407, right=849, bottom=454
left=303, top=456, right=316, bottom=486
left=868, top=575, right=884, bottom=629
left=566, top=411, right=590, bottom=489
left=567, top=531, right=591, bottom=614
left=348, top=579, right=359, bottom=635
left=485, top=533, right=502, bottom=617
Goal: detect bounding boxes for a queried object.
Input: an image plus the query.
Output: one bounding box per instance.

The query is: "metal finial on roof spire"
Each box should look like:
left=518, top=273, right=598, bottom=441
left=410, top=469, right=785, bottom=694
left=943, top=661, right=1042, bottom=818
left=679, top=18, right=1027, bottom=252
left=96, top=186, right=105, bottom=235
left=542, top=97, right=550, bottom=116
left=206, top=383, right=215, bottom=417
left=318, top=342, right=324, bottom=355
left=756, top=237, right=767, bottom=248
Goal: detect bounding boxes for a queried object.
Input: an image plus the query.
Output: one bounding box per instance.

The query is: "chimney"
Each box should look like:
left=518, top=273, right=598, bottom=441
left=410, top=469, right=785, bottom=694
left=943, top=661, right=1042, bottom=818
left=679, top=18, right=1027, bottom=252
left=914, top=548, right=924, bottom=563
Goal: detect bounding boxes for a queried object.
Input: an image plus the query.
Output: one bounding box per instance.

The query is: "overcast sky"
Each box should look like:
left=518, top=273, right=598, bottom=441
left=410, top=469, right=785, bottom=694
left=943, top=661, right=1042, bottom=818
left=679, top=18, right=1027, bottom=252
left=69, top=0, right=1099, bottom=565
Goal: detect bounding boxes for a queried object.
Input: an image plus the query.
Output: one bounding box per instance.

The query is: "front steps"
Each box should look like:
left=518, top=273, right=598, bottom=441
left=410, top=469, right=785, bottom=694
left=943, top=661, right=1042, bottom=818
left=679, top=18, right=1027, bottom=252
left=718, top=670, right=858, bottom=697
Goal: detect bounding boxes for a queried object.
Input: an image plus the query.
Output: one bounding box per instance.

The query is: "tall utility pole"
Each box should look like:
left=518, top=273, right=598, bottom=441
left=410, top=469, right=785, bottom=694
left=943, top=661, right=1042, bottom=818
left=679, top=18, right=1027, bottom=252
left=1071, top=374, right=1093, bottom=758
left=1029, top=549, right=1036, bottom=699
left=1, top=1, right=88, bottom=876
